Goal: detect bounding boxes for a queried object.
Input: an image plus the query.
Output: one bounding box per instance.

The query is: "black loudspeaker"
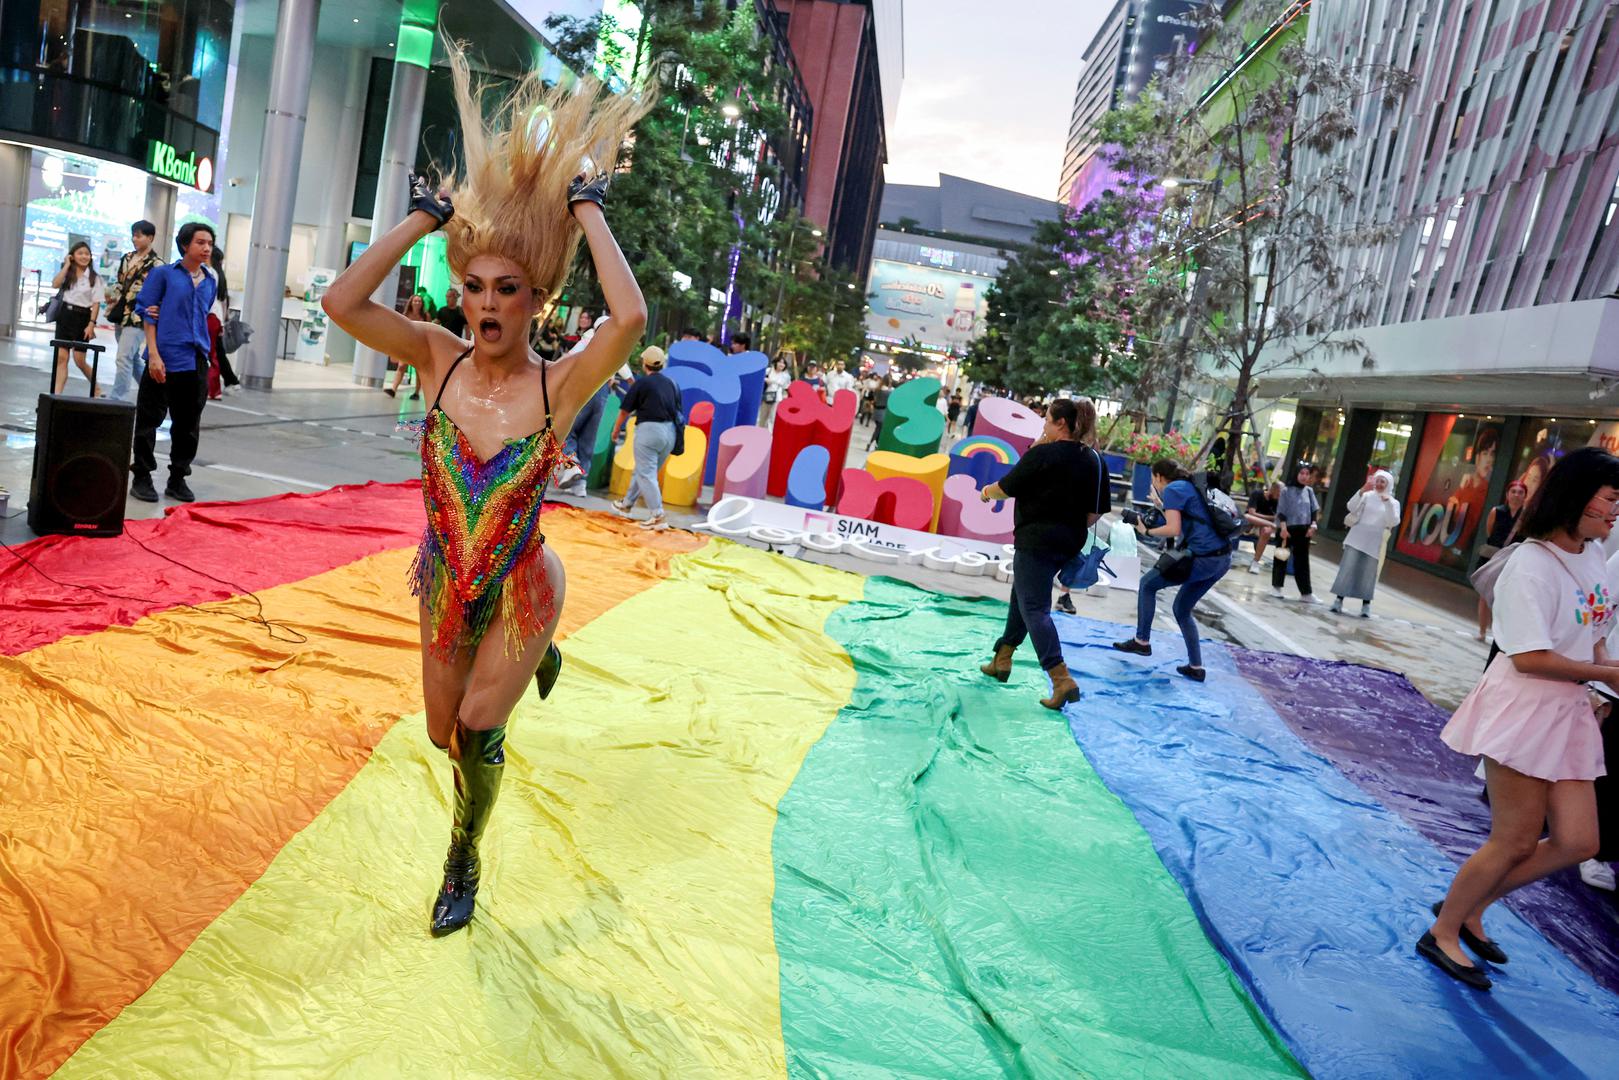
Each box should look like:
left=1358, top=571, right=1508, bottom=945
left=27, top=340, right=135, bottom=537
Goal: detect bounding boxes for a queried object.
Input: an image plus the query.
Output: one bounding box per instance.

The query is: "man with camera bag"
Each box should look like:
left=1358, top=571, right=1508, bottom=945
left=1112, top=460, right=1240, bottom=682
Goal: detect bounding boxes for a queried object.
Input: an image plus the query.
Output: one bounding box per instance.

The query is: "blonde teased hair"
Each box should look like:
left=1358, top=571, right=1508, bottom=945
left=442, top=42, right=650, bottom=304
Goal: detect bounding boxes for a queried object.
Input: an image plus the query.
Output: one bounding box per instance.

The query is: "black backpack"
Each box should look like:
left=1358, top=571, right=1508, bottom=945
left=1189, top=470, right=1246, bottom=540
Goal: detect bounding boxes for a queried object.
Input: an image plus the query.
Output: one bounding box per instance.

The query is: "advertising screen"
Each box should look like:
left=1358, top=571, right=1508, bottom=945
left=864, top=259, right=990, bottom=354
left=1396, top=413, right=1503, bottom=569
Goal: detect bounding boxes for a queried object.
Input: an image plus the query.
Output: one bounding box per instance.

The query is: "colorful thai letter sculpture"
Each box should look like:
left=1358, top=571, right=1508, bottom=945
left=947, top=435, right=1017, bottom=488
left=835, top=469, right=935, bottom=532
left=877, top=376, right=945, bottom=457
left=970, top=395, right=1042, bottom=456
left=864, top=450, right=950, bottom=531
left=938, top=473, right=1015, bottom=544
left=786, top=445, right=831, bottom=509
left=666, top=341, right=738, bottom=485
left=769, top=380, right=858, bottom=505
left=714, top=425, right=771, bottom=501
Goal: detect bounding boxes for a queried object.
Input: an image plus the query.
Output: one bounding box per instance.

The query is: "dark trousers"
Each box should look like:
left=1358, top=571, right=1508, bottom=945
left=132, top=357, right=207, bottom=482
left=1272, top=524, right=1313, bottom=595
left=996, top=547, right=1067, bottom=671
left=1136, top=553, right=1230, bottom=668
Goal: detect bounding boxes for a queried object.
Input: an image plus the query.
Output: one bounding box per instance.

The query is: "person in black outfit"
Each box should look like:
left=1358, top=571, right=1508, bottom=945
left=612, top=346, right=682, bottom=530
left=976, top=398, right=1110, bottom=709
left=1476, top=479, right=1528, bottom=640
left=436, top=287, right=468, bottom=337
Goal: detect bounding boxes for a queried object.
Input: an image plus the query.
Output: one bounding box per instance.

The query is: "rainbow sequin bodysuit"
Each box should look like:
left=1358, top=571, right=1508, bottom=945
left=410, top=348, right=573, bottom=659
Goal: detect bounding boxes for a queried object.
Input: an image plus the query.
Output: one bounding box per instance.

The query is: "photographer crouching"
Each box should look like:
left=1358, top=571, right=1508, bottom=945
left=1112, top=459, right=1235, bottom=682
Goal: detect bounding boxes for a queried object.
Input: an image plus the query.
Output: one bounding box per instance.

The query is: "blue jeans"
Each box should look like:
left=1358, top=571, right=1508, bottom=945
left=564, top=382, right=610, bottom=483
left=624, top=420, right=676, bottom=515
left=111, top=325, right=146, bottom=402
left=996, top=547, right=1068, bottom=671
left=1135, top=552, right=1230, bottom=668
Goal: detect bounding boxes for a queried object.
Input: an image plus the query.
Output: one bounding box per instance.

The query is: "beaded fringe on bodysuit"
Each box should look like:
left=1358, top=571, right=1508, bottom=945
left=407, top=391, right=573, bottom=661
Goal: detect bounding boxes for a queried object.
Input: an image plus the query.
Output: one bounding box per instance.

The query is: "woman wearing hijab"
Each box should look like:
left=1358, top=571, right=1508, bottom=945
left=1330, top=469, right=1401, bottom=616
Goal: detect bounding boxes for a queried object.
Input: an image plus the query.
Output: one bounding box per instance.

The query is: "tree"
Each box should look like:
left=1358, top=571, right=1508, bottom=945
left=544, top=3, right=795, bottom=339
left=1090, top=0, right=1413, bottom=486
left=960, top=198, right=1141, bottom=400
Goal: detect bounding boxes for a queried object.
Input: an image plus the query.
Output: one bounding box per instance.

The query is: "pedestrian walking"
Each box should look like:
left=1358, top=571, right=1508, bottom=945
left=946, top=390, right=964, bottom=436
left=436, top=288, right=468, bottom=338
left=868, top=377, right=892, bottom=449
left=1112, top=459, right=1234, bottom=682
left=131, top=222, right=218, bottom=504
left=729, top=332, right=751, bottom=355
left=1330, top=469, right=1401, bottom=616
left=205, top=246, right=240, bottom=398
left=1476, top=480, right=1528, bottom=640
left=385, top=294, right=433, bottom=399
left=1270, top=463, right=1321, bottom=602
left=612, top=346, right=681, bottom=531
left=976, top=398, right=1109, bottom=709
left=1424, top=446, right=1619, bottom=990
left=107, top=220, right=162, bottom=402
left=49, top=240, right=105, bottom=394
left=1243, top=480, right=1281, bottom=573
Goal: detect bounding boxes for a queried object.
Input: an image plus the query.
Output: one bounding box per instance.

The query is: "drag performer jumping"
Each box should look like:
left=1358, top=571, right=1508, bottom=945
left=323, top=45, right=647, bottom=935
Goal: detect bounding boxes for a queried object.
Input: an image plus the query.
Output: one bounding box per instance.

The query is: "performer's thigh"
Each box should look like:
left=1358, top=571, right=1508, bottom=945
left=420, top=604, right=475, bottom=749
left=459, top=550, right=568, bottom=732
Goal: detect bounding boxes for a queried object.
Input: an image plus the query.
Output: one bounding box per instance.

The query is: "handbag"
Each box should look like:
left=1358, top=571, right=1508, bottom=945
left=1470, top=541, right=1520, bottom=607
left=38, top=287, right=65, bottom=324
left=1154, top=544, right=1195, bottom=584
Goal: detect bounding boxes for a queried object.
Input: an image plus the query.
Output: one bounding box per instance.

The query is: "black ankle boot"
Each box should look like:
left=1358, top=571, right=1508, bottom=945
left=430, top=721, right=506, bottom=936
left=534, top=642, right=563, bottom=700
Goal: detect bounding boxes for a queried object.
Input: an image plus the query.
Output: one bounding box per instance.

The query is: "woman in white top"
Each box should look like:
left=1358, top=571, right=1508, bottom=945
left=1422, top=447, right=1619, bottom=991
left=50, top=240, right=105, bottom=394
left=762, top=356, right=792, bottom=426
left=1330, top=469, right=1401, bottom=616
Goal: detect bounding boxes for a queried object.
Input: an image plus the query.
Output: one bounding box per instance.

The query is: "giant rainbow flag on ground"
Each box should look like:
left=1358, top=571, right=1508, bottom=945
left=2, top=483, right=1616, bottom=1078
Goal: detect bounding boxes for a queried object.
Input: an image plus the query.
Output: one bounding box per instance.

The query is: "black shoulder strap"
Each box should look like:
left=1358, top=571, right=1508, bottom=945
left=428, top=346, right=474, bottom=413
left=540, top=349, right=552, bottom=426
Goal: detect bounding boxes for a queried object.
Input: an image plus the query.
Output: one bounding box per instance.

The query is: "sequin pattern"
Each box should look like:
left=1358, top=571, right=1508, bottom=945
left=410, top=408, right=573, bottom=659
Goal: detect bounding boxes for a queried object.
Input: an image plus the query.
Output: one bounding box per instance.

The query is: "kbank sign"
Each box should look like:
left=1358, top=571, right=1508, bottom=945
left=146, top=139, right=213, bottom=192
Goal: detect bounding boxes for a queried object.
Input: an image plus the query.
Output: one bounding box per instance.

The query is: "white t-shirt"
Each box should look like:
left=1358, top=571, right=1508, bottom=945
left=1493, top=540, right=1615, bottom=659
left=825, top=371, right=855, bottom=395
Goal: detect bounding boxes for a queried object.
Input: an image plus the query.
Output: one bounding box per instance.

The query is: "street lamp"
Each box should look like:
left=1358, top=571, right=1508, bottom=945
left=721, top=102, right=741, bottom=119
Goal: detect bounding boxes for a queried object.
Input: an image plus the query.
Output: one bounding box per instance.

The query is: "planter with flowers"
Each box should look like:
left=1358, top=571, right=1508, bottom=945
left=1123, top=430, right=1198, bottom=500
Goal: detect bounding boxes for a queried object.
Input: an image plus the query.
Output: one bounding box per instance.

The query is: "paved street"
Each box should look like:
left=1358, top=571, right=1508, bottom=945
left=2, top=329, right=1489, bottom=712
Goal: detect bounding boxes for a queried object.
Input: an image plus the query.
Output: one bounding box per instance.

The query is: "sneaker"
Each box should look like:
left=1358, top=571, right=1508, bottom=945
left=1270, top=587, right=1285, bottom=599
left=562, top=480, right=588, bottom=498
left=1300, top=594, right=1322, bottom=605
left=610, top=499, right=633, bottom=517
left=638, top=514, right=668, bottom=531
left=1580, top=859, right=1617, bottom=891
left=1247, top=562, right=1261, bottom=574
left=1054, top=593, right=1076, bottom=615
left=1360, top=603, right=1372, bottom=619
left=164, top=478, right=196, bottom=503
left=130, top=474, right=159, bottom=503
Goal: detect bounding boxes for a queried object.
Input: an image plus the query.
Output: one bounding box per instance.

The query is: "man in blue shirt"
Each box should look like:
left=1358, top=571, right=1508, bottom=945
left=130, top=222, right=217, bottom=503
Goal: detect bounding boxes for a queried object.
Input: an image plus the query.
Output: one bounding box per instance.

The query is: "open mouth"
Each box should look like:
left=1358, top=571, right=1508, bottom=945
left=478, top=318, right=502, bottom=343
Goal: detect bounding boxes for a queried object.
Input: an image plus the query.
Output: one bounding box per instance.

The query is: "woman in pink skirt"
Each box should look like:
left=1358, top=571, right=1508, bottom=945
left=1422, top=447, right=1619, bottom=990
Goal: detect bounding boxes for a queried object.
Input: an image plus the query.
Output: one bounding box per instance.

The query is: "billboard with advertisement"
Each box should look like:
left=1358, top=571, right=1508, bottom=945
left=864, top=259, right=990, bottom=354
left=1396, top=413, right=1503, bottom=569
left=1121, top=1, right=1209, bottom=100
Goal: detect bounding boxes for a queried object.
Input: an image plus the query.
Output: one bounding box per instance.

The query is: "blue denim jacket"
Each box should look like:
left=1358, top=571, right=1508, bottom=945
left=136, top=261, right=216, bottom=373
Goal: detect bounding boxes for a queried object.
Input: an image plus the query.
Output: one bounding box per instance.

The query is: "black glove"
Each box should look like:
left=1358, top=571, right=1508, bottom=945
left=408, top=173, right=454, bottom=230
left=567, top=172, right=610, bottom=210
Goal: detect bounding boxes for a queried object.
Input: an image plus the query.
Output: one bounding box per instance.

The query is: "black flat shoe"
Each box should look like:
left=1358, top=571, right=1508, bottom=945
left=430, top=874, right=477, bottom=936
left=1176, top=664, right=1206, bottom=682
left=1416, top=931, right=1491, bottom=990
left=1112, top=639, right=1151, bottom=656
left=535, top=642, right=563, bottom=700
left=1432, top=901, right=1508, bottom=965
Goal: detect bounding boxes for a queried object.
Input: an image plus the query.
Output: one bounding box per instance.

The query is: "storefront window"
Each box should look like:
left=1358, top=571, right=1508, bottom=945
left=1369, top=411, right=1415, bottom=486
left=1301, top=408, right=1345, bottom=494
left=1395, top=413, right=1505, bottom=570
left=19, top=149, right=148, bottom=325
left=1508, top=417, right=1605, bottom=500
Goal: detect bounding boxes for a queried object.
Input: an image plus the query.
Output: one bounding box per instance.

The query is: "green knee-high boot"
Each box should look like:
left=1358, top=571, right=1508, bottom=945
left=430, top=721, right=506, bottom=936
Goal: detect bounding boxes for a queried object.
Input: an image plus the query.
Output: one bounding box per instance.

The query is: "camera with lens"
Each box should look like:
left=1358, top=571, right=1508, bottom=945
left=1121, top=508, right=1141, bottom=526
